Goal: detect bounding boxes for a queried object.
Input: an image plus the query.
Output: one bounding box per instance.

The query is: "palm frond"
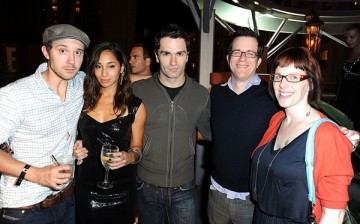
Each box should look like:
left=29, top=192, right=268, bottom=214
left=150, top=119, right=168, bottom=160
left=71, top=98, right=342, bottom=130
left=318, top=100, right=354, bottom=130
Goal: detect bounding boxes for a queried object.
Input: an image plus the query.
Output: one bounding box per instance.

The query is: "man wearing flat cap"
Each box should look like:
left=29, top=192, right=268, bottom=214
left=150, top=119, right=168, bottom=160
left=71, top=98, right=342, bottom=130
left=0, top=24, right=90, bottom=223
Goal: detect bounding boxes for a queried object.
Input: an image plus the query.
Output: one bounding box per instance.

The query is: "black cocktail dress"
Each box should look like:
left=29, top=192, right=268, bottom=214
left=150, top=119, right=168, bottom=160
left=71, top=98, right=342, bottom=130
left=75, top=95, right=141, bottom=224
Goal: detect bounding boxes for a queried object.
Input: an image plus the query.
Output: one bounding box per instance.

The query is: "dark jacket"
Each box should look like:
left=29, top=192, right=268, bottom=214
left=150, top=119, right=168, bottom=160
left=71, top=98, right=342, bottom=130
left=133, top=75, right=211, bottom=187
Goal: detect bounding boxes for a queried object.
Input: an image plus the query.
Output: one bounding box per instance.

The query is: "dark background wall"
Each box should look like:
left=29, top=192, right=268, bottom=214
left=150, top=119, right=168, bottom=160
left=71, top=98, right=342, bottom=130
left=0, top=0, right=352, bottom=95
left=0, top=0, right=198, bottom=86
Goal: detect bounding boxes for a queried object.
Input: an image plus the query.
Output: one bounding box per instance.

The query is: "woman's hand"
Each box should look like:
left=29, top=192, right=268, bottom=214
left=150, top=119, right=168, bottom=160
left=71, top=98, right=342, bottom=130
left=73, top=140, right=88, bottom=165
left=108, top=151, right=138, bottom=170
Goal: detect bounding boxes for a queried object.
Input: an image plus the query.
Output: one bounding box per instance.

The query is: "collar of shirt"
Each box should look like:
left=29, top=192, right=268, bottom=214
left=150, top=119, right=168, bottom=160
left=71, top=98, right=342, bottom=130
left=34, top=63, right=85, bottom=100
left=34, top=63, right=51, bottom=94
left=221, top=74, right=261, bottom=92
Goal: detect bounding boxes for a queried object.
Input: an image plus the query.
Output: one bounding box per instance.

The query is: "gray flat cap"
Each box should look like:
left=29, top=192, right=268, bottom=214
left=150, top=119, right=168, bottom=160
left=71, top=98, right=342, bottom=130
left=42, top=24, right=90, bottom=48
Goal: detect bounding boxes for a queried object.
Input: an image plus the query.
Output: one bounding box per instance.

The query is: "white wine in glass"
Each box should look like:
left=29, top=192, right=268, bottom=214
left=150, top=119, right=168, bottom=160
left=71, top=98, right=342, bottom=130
left=97, top=144, right=119, bottom=189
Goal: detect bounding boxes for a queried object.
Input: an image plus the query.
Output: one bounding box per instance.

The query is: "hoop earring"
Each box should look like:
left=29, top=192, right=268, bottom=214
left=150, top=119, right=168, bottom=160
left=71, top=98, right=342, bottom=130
left=120, top=72, right=124, bottom=85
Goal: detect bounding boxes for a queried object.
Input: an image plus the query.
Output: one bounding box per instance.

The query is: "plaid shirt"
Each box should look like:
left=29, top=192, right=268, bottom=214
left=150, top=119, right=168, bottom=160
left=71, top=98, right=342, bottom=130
left=0, top=63, right=85, bottom=208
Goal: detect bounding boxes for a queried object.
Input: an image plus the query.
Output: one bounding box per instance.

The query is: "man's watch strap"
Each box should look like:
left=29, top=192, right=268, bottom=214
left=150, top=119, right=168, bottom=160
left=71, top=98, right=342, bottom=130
left=14, top=164, right=31, bottom=186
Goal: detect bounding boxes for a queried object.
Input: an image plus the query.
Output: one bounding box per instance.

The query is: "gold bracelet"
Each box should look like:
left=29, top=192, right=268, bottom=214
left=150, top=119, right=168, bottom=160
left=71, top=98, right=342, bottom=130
left=128, top=148, right=142, bottom=164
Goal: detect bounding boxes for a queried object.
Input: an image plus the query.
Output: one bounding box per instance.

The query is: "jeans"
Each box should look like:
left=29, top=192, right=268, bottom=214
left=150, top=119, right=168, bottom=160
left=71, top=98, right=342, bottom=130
left=207, top=189, right=254, bottom=224
left=137, top=178, right=197, bottom=224
left=0, top=195, right=75, bottom=224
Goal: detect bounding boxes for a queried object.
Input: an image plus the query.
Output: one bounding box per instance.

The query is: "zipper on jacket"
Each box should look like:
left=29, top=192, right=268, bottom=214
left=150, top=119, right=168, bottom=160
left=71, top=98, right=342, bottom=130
left=167, top=101, right=175, bottom=186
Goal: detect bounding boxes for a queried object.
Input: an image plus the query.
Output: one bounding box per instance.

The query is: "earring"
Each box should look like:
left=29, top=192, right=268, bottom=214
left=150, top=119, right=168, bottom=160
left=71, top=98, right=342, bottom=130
left=120, top=72, right=124, bottom=85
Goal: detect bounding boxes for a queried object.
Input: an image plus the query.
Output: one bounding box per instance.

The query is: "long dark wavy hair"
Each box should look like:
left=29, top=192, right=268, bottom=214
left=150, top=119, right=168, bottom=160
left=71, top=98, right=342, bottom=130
left=82, top=42, right=132, bottom=118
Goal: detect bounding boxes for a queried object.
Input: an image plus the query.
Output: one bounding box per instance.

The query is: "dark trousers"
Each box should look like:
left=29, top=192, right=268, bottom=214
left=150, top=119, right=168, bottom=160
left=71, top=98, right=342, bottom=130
left=0, top=195, right=75, bottom=224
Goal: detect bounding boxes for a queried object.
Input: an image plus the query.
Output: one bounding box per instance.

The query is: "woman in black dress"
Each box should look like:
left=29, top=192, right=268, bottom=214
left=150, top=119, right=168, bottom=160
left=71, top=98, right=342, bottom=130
left=334, top=23, right=360, bottom=222
left=334, top=23, right=360, bottom=130
left=74, top=42, right=146, bottom=224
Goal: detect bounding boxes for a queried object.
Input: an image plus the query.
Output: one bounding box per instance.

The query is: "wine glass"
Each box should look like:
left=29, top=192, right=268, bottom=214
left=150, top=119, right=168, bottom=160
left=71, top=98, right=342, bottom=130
left=97, top=144, right=119, bottom=189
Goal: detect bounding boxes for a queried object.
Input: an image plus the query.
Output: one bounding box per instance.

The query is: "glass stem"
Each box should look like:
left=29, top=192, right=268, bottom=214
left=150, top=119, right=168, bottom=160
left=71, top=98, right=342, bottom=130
left=104, top=166, right=109, bottom=183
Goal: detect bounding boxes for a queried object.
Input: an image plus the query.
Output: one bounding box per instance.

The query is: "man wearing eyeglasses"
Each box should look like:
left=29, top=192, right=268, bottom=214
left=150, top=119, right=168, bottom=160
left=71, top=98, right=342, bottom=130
left=207, top=27, right=280, bottom=224
left=207, top=27, right=360, bottom=224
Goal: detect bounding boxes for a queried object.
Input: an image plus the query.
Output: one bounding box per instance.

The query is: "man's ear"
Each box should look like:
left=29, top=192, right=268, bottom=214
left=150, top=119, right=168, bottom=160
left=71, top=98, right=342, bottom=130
left=41, top=46, right=50, bottom=60
left=145, top=57, right=151, bottom=66
left=256, top=58, right=262, bottom=68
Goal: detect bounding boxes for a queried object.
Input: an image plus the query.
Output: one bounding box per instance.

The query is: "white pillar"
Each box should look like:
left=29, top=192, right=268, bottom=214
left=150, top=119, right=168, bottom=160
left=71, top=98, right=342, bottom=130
left=198, top=9, right=215, bottom=88
left=195, top=9, right=215, bottom=186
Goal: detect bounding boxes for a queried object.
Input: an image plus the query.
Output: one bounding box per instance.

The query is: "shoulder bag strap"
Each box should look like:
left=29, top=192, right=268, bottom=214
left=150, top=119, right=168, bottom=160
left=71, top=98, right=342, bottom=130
left=305, top=118, right=338, bottom=204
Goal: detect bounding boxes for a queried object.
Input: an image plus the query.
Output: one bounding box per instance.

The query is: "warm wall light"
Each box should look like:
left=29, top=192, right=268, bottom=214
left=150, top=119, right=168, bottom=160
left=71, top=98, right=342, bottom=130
left=305, top=9, right=324, bottom=55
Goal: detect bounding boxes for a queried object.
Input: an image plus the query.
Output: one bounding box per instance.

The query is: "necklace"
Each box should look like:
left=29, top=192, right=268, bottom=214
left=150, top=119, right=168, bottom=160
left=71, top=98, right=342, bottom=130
left=254, top=108, right=311, bottom=197
left=343, top=56, right=360, bottom=77
left=283, top=107, right=311, bottom=147
left=253, top=141, right=284, bottom=197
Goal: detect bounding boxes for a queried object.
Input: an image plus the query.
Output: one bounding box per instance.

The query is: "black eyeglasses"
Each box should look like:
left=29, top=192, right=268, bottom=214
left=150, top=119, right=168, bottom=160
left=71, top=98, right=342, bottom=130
left=270, top=74, right=310, bottom=83
left=228, top=50, right=258, bottom=58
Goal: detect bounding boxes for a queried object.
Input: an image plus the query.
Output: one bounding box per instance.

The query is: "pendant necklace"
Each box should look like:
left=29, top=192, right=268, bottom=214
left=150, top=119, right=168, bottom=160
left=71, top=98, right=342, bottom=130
left=253, top=141, right=284, bottom=197
left=254, top=108, right=312, bottom=196
left=343, top=56, right=360, bottom=77
left=283, top=107, right=311, bottom=148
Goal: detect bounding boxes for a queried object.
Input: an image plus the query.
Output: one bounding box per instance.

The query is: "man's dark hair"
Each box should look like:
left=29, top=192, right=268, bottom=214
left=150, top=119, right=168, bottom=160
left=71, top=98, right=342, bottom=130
left=131, top=42, right=152, bottom=59
left=154, top=24, right=190, bottom=54
left=227, top=27, right=264, bottom=58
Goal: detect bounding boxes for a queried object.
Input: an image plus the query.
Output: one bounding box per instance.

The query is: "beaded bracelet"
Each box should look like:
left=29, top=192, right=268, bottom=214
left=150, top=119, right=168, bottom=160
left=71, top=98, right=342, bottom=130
left=128, top=148, right=142, bottom=164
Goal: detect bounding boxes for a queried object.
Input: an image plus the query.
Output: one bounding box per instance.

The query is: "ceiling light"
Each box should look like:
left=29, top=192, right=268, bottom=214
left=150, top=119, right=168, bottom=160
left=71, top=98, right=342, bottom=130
left=305, top=9, right=324, bottom=55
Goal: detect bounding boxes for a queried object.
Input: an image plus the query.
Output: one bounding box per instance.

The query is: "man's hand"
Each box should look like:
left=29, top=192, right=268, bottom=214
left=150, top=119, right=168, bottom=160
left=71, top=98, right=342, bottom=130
left=28, top=164, right=72, bottom=190
left=340, top=127, right=360, bottom=151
